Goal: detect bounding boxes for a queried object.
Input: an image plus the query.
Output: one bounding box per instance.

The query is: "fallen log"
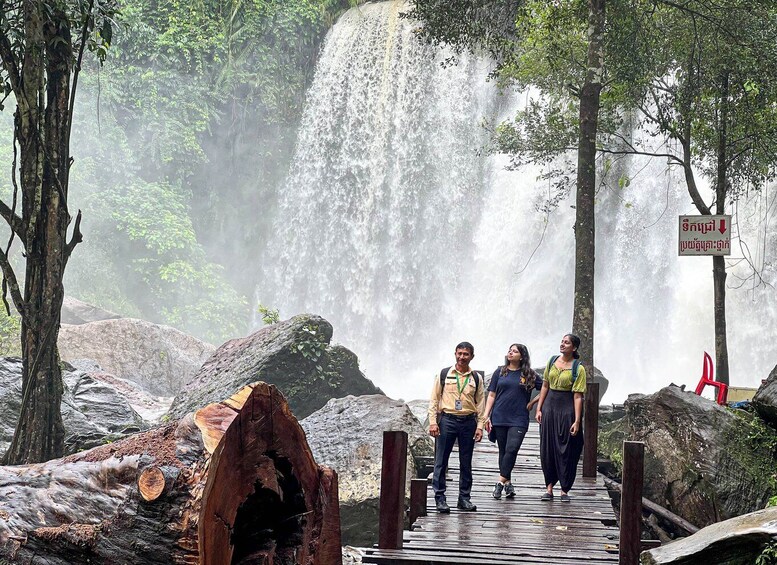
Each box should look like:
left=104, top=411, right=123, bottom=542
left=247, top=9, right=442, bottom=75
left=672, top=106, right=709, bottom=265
left=0, top=382, right=342, bottom=564
left=604, top=476, right=700, bottom=535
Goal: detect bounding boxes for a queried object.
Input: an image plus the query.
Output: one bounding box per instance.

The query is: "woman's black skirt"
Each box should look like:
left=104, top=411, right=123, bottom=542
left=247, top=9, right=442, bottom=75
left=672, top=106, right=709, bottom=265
left=540, top=388, right=584, bottom=492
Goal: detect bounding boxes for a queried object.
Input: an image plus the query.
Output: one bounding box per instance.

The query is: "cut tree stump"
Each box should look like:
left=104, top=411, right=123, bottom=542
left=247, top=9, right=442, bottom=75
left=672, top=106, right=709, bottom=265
left=0, top=382, right=342, bottom=565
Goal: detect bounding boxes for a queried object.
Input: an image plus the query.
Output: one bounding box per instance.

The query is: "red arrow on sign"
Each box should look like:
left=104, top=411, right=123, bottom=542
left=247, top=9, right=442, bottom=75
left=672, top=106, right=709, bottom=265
left=719, top=218, right=727, bottom=234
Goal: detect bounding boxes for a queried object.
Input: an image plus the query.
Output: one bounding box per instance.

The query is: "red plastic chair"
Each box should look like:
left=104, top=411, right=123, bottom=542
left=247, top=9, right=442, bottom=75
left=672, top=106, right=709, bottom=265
left=694, top=351, right=728, bottom=405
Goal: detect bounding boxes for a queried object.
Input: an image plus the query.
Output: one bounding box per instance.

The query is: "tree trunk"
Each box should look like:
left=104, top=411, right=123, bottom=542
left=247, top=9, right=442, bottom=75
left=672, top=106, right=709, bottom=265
left=2, top=5, right=76, bottom=464
left=572, top=0, right=605, bottom=368
left=0, top=382, right=342, bottom=565
left=712, top=255, right=729, bottom=385
left=712, top=71, right=730, bottom=386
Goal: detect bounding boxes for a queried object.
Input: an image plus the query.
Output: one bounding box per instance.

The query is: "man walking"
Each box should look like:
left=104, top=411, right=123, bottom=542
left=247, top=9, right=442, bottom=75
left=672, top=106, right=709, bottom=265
left=427, top=341, right=485, bottom=513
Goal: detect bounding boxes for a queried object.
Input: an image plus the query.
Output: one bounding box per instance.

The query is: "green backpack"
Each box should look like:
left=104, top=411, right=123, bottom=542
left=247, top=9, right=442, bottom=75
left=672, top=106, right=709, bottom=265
left=546, top=356, right=581, bottom=382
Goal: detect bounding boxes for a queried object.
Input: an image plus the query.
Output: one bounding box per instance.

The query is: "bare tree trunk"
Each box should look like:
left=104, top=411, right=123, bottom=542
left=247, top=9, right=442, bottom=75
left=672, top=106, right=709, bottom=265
left=572, top=0, right=605, bottom=368
left=712, top=255, right=729, bottom=385
left=712, top=71, right=730, bottom=385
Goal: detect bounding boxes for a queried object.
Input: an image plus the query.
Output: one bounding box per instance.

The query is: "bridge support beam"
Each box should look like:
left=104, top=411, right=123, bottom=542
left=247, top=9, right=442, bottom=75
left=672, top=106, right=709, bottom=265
left=583, top=382, right=600, bottom=477
left=378, top=430, right=408, bottom=549
left=619, top=440, right=645, bottom=565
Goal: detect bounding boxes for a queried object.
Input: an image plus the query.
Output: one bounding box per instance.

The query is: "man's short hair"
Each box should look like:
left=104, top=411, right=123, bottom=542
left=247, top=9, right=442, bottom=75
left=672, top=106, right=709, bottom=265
left=455, top=341, right=474, bottom=355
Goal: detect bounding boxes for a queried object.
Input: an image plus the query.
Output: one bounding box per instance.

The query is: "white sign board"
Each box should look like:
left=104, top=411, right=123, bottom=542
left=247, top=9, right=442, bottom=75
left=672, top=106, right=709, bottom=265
left=678, top=215, right=731, bottom=256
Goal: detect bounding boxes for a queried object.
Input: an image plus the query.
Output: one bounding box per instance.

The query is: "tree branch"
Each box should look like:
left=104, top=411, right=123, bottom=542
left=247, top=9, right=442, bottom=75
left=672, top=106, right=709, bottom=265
left=64, top=209, right=83, bottom=261
left=682, top=139, right=711, bottom=215
left=0, top=24, right=22, bottom=95
left=67, top=0, right=95, bottom=150
left=0, top=199, right=24, bottom=240
left=1, top=132, right=24, bottom=243
left=0, top=247, right=25, bottom=318
left=598, top=147, right=684, bottom=165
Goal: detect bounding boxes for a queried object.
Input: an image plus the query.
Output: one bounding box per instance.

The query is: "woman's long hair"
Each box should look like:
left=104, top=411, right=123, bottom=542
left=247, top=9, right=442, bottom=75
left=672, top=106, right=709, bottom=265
left=500, top=343, right=536, bottom=391
left=565, top=333, right=581, bottom=360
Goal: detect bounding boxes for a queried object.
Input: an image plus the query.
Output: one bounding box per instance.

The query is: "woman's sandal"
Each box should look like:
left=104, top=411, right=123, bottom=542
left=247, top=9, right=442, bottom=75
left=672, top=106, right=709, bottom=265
left=540, top=492, right=554, bottom=501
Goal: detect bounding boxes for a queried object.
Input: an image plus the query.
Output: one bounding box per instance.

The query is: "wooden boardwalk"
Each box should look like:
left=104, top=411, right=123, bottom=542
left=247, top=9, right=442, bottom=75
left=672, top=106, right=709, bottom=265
left=362, top=423, right=620, bottom=564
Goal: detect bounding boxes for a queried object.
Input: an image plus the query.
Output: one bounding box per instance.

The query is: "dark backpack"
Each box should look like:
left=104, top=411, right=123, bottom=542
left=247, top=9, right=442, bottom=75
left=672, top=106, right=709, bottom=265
left=439, top=367, right=482, bottom=394
left=546, top=356, right=581, bottom=382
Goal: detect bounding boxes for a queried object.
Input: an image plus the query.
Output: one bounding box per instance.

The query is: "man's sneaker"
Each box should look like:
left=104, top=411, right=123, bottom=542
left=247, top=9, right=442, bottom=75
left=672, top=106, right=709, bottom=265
left=492, top=482, right=504, bottom=500
left=504, top=482, right=516, bottom=498
left=457, top=499, right=477, bottom=511
left=436, top=499, right=450, bottom=513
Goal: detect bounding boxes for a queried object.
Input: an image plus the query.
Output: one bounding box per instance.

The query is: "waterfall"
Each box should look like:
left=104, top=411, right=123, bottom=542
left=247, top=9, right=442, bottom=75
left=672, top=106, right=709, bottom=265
left=258, top=0, right=777, bottom=403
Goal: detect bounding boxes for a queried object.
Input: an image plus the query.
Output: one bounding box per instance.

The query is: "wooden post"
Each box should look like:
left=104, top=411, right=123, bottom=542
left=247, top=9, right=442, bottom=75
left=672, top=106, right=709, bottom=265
left=619, top=441, right=645, bottom=565
left=409, top=478, right=427, bottom=527
left=583, top=382, right=600, bottom=477
left=378, top=430, right=408, bottom=549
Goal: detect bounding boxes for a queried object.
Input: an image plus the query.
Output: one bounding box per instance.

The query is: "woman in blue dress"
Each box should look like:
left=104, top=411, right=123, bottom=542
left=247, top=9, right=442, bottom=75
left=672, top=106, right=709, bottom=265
left=484, top=343, right=542, bottom=499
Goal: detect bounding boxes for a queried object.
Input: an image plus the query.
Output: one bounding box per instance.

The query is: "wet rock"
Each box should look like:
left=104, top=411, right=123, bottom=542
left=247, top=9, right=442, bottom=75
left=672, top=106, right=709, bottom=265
left=167, top=314, right=382, bottom=420
left=58, top=318, right=215, bottom=396
left=61, top=296, right=121, bottom=325
left=301, top=394, right=434, bottom=546
left=0, top=358, right=147, bottom=455
left=406, top=399, right=430, bottom=428
left=640, top=506, right=777, bottom=565
left=599, top=385, right=777, bottom=528
left=752, top=364, right=777, bottom=428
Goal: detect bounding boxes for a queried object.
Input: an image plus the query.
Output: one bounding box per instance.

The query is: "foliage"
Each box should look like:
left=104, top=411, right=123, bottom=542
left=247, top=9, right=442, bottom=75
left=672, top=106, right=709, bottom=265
left=96, top=176, right=248, bottom=343
left=768, top=495, right=777, bottom=508
left=0, top=308, right=20, bottom=356
left=257, top=303, right=279, bottom=325
left=728, top=410, right=777, bottom=496
left=756, top=542, right=777, bottom=565
left=296, top=321, right=339, bottom=384
left=297, top=322, right=326, bottom=370
left=48, top=0, right=359, bottom=344
left=743, top=413, right=777, bottom=455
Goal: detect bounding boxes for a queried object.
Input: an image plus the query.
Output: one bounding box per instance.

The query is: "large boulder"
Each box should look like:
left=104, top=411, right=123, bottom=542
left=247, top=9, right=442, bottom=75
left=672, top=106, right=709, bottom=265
left=752, top=363, right=777, bottom=428
left=167, top=314, right=382, bottom=420
left=640, top=506, right=777, bottom=565
left=406, top=399, right=430, bottom=428
left=599, top=385, right=777, bottom=528
left=301, top=394, right=434, bottom=546
left=61, top=296, right=121, bottom=325
left=58, top=318, right=216, bottom=396
left=0, top=358, right=147, bottom=455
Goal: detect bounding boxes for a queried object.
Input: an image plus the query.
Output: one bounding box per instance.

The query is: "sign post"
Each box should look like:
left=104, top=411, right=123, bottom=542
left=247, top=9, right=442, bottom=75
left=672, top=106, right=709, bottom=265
left=678, top=215, right=731, bottom=256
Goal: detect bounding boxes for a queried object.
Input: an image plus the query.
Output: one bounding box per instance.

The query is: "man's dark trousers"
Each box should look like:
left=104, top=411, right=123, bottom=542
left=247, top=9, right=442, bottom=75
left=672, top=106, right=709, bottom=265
left=433, top=412, right=477, bottom=503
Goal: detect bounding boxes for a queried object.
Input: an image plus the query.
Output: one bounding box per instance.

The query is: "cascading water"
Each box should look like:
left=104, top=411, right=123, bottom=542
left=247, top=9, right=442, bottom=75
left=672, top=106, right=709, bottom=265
left=258, top=0, right=776, bottom=403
